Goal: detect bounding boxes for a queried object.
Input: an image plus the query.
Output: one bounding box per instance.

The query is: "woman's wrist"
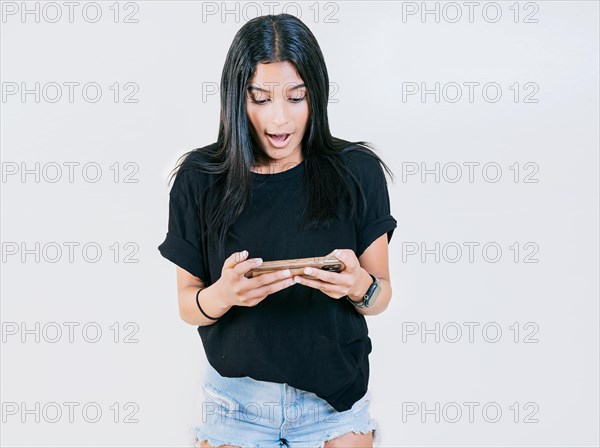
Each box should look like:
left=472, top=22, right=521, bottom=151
left=197, top=282, right=232, bottom=319
left=183, top=282, right=232, bottom=326
left=347, top=267, right=373, bottom=303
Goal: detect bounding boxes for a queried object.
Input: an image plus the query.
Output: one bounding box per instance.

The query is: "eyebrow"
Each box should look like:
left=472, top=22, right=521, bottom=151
left=248, top=83, right=306, bottom=93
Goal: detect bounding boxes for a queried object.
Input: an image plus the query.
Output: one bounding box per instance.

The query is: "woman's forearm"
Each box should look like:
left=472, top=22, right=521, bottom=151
left=347, top=270, right=392, bottom=316
left=179, top=283, right=232, bottom=326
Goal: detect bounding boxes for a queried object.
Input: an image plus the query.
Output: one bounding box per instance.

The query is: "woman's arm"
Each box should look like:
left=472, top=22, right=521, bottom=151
left=349, top=233, right=393, bottom=316
left=176, top=266, right=232, bottom=326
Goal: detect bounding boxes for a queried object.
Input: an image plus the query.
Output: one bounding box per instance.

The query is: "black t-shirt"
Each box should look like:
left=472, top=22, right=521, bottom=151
left=158, top=142, right=397, bottom=412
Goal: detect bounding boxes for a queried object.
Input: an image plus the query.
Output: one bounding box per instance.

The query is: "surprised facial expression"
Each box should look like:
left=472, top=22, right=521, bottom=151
left=246, top=61, right=310, bottom=168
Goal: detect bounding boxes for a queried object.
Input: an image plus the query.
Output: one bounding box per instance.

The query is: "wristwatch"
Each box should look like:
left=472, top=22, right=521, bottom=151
left=346, top=273, right=382, bottom=308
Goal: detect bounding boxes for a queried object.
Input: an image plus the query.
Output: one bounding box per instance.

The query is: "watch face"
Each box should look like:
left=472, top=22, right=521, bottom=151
left=364, top=276, right=381, bottom=307
left=368, top=282, right=382, bottom=306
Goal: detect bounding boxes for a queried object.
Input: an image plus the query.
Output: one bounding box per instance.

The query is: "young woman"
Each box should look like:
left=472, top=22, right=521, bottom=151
left=158, top=13, right=397, bottom=448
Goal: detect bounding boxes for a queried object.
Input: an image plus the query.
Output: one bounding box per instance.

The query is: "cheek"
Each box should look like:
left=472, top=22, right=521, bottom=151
left=246, top=108, right=263, bottom=131
left=294, top=104, right=310, bottom=126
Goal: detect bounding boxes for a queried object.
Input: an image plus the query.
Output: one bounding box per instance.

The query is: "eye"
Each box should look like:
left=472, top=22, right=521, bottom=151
left=288, top=95, right=306, bottom=103
left=250, top=98, right=269, bottom=105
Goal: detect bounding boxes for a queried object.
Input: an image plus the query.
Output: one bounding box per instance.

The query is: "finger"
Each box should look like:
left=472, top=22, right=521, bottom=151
left=224, top=250, right=250, bottom=269
left=248, top=276, right=297, bottom=300
left=301, top=266, right=339, bottom=283
left=330, top=248, right=355, bottom=270
left=293, top=275, right=328, bottom=290
left=294, top=276, right=346, bottom=299
left=249, top=268, right=293, bottom=287
left=234, top=256, right=264, bottom=276
left=329, top=248, right=342, bottom=259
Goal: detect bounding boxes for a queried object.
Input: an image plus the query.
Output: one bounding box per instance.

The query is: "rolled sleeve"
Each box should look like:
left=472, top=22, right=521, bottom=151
left=355, top=153, right=398, bottom=258
left=157, top=169, right=209, bottom=283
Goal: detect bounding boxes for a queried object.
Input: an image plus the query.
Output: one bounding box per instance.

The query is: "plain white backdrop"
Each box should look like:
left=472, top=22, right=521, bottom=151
left=1, top=1, right=598, bottom=446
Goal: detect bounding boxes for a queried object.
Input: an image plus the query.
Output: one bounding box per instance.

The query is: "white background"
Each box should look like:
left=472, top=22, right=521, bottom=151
left=1, top=1, right=598, bottom=447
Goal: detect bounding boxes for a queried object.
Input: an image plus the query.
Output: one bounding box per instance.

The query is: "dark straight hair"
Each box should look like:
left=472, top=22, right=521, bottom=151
left=168, top=13, right=394, bottom=261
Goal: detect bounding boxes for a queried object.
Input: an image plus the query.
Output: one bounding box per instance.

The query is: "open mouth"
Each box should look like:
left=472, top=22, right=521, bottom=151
left=266, top=133, right=292, bottom=146
left=266, top=133, right=291, bottom=142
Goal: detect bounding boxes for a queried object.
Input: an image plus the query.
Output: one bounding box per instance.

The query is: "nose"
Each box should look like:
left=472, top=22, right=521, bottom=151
left=270, top=96, right=290, bottom=127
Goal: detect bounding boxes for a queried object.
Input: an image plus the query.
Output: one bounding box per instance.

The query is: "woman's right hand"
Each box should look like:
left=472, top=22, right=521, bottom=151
left=215, top=250, right=298, bottom=308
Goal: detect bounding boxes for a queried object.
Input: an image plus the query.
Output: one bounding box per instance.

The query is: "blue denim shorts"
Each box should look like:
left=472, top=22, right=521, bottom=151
left=191, top=363, right=381, bottom=448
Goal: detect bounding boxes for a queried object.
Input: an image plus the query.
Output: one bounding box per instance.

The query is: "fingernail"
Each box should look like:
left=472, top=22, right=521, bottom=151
left=254, top=258, right=262, bottom=263
left=304, top=267, right=312, bottom=274
left=294, top=276, right=301, bottom=283
left=334, top=249, right=340, bottom=256
left=241, top=250, right=248, bottom=258
left=282, top=269, right=291, bottom=276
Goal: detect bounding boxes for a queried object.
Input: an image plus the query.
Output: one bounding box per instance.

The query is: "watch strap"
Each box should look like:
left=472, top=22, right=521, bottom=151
left=346, top=273, right=378, bottom=308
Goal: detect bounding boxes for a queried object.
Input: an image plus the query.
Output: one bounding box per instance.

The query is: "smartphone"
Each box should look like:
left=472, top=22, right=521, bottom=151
left=244, top=252, right=346, bottom=280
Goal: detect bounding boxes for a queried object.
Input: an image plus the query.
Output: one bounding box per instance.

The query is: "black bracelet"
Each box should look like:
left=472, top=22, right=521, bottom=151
left=195, top=288, right=220, bottom=321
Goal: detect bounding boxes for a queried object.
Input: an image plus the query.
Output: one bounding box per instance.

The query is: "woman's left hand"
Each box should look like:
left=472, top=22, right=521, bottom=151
left=293, top=249, right=370, bottom=300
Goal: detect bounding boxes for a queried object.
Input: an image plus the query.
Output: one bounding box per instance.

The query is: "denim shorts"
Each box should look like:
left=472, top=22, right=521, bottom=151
left=191, top=363, right=381, bottom=448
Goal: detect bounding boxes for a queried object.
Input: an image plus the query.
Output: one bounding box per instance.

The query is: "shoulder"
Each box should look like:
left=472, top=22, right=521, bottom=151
left=170, top=142, right=219, bottom=200
left=177, top=141, right=219, bottom=172
left=338, top=144, right=386, bottom=182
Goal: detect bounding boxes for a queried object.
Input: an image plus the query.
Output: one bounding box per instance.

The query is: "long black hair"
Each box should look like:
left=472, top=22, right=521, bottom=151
left=167, top=13, right=394, bottom=261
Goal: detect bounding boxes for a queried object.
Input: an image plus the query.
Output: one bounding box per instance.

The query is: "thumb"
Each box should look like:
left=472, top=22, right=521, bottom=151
left=223, top=250, right=249, bottom=269
left=329, top=248, right=343, bottom=261
left=330, top=248, right=352, bottom=270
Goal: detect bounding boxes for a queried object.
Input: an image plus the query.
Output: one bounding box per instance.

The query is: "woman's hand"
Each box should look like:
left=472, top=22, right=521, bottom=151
left=215, top=250, right=298, bottom=308
left=293, top=249, right=372, bottom=301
